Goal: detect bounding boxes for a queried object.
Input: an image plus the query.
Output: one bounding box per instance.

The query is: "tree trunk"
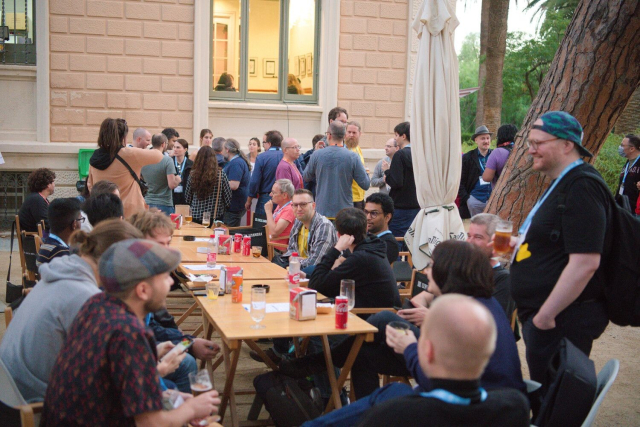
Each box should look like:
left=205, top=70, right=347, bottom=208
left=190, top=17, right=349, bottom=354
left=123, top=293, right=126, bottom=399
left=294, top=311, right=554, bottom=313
left=615, top=86, right=640, bottom=135
left=486, top=0, right=640, bottom=227
left=475, top=0, right=490, bottom=128
left=475, top=0, right=509, bottom=134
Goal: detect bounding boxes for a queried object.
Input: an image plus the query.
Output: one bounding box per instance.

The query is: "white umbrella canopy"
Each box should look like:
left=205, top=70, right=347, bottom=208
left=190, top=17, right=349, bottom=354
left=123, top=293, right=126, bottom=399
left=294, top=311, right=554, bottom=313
left=405, top=0, right=466, bottom=269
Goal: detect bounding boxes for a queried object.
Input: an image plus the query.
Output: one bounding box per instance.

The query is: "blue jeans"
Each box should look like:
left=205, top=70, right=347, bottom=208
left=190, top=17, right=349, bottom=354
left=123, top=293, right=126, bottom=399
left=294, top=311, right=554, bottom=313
left=223, top=209, right=246, bottom=227
left=301, top=383, right=414, bottom=427
left=389, top=208, right=419, bottom=238
left=149, top=204, right=175, bottom=215
left=164, top=353, right=198, bottom=393
left=254, top=193, right=272, bottom=216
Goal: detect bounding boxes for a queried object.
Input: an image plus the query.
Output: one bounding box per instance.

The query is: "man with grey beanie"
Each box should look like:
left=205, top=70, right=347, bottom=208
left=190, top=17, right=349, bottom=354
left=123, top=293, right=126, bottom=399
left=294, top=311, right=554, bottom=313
left=42, top=239, right=220, bottom=426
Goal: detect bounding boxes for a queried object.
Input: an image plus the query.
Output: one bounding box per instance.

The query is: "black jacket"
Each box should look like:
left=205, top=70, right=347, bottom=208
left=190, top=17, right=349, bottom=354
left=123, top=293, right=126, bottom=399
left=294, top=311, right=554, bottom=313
left=458, top=148, right=492, bottom=219
left=375, top=231, right=399, bottom=264
left=384, top=146, right=419, bottom=209
left=89, top=147, right=118, bottom=171
left=309, top=236, right=400, bottom=310
left=18, top=193, right=49, bottom=232
left=173, top=158, right=194, bottom=206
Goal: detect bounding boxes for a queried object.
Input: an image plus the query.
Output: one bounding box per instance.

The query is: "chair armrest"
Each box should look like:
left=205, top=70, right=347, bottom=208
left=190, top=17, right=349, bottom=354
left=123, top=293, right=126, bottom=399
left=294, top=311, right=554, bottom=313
left=19, top=402, right=44, bottom=427
left=350, top=307, right=397, bottom=315
left=267, top=242, right=289, bottom=250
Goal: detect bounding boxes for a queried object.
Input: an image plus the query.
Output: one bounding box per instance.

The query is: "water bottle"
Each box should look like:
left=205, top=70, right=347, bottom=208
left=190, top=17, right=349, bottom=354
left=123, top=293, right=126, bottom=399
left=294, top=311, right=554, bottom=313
left=207, top=234, right=218, bottom=268
left=288, top=252, right=300, bottom=287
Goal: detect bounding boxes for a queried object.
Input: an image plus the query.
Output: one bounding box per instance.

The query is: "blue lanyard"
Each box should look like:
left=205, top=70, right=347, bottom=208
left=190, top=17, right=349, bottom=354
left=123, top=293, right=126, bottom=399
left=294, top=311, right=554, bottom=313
left=274, top=201, right=291, bottom=220
left=518, top=159, right=584, bottom=235
left=492, top=262, right=501, bottom=269
left=48, top=233, right=68, bottom=248
left=269, top=147, right=281, bottom=151
left=622, top=156, right=639, bottom=185
left=377, top=230, right=392, bottom=238
left=478, top=153, right=487, bottom=172
left=419, top=388, right=487, bottom=405
left=174, top=158, right=185, bottom=176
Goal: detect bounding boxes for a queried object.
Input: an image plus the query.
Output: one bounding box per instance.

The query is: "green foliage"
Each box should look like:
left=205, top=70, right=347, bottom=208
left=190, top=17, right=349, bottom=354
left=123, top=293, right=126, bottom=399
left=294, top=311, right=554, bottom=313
left=458, top=33, right=480, bottom=134
left=594, top=133, right=625, bottom=194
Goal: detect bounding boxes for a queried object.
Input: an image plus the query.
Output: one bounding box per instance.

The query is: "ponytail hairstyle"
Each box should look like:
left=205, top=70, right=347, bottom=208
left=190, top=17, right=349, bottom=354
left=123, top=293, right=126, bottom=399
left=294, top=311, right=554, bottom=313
left=69, top=218, right=142, bottom=262
left=98, top=118, right=129, bottom=160
left=224, top=138, right=252, bottom=171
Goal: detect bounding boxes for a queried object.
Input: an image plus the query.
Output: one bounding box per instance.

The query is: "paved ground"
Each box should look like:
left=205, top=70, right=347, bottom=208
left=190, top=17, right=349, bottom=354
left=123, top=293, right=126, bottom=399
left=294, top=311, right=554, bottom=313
left=0, top=234, right=638, bottom=425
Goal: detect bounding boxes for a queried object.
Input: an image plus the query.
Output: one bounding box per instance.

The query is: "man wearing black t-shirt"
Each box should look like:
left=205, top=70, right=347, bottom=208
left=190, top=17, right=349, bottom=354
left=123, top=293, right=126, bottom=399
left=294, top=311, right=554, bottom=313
left=510, top=111, right=610, bottom=387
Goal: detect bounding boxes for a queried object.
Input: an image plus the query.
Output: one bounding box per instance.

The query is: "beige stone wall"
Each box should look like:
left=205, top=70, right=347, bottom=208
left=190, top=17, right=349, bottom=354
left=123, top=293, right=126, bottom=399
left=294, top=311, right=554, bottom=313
left=337, top=0, right=409, bottom=150
left=48, top=0, right=194, bottom=143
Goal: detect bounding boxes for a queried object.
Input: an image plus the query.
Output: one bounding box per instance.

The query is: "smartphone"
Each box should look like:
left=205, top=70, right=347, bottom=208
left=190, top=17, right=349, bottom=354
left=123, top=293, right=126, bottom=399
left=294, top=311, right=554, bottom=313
left=394, top=299, right=415, bottom=311
left=161, top=337, right=194, bottom=361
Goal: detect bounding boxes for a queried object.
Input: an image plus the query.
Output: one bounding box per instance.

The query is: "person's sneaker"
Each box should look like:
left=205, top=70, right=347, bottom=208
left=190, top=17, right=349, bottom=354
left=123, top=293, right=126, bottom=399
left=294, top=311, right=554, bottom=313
left=249, top=348, right=281, bottom=365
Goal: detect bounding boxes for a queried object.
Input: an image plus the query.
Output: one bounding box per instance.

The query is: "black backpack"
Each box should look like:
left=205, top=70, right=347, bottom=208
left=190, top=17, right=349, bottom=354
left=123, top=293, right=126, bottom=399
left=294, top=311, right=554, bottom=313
left=253, top=372, right=323, bottom=427
left=556, top=170, right=640, bottom=326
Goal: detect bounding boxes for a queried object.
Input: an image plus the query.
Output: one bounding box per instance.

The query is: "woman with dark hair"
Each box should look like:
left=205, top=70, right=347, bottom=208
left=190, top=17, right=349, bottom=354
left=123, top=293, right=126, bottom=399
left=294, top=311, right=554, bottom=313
left=172, top=139, right=194, bottom=206
left=185, top=146, right=232, bottom=224
left=483, top=124, right=518, bottom=187
left=617, top=134, right=640, bottom=215
left=199, top=129, right=213, bottom=147
left=222, top=138, right=252, bottom=226
left=18, top=168, right=56, bottom=232
left=87, top=118, right=162, bottom=218
left=248, top=137, right=262, bottom=172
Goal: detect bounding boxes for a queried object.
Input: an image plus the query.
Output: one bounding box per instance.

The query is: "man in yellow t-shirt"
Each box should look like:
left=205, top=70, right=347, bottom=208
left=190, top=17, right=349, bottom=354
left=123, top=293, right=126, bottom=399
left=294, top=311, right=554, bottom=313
left=346, top=121, right=368, bottom=210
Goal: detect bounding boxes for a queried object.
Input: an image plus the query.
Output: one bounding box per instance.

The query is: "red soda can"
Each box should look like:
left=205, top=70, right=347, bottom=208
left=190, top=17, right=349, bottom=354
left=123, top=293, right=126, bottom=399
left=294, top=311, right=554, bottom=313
left=335, top=296, right=348, bottom=329
left=242, top=236, right=251, bottom=256
left=233, top=233, right=242, bottom=253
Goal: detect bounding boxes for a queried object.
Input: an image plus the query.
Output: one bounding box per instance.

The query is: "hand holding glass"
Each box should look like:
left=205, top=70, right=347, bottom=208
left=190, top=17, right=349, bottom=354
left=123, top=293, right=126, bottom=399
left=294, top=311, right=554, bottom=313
left=340, top=279, right=355, bottom=311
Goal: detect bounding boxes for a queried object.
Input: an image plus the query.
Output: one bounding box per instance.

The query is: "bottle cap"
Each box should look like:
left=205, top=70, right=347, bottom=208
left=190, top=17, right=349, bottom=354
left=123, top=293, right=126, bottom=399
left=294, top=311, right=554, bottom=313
left=292, top=252, right=299, bottom=257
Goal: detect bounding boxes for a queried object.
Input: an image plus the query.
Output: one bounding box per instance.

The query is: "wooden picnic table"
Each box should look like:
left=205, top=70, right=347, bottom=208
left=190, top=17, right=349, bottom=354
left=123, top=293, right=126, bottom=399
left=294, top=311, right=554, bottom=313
left=195, top=280, right=378, bottom=427
left=170, top=238, right=271, bottom=264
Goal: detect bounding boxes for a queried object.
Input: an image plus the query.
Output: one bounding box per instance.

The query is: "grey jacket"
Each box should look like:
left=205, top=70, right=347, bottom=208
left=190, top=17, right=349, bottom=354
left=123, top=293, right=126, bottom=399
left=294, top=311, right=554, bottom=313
left=371, top=157, right=391, bottom=194
left=284, top=212, right=338, bottom=269
left=0, top=255, right=100, bottom=402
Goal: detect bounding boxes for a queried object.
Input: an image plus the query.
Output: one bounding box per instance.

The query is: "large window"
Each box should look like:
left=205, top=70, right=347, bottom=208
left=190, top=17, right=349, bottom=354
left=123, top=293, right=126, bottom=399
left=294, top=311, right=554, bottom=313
left=0, top=0, right=35, bottom=65
left=210, top=0, right=320, bottom=103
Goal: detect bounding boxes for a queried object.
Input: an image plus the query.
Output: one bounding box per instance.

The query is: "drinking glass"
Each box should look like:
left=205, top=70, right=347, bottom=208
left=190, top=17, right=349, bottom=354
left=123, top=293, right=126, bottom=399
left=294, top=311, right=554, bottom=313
left=494, top=220, right=513, bottom=255
left=389, top=321, right=411, bottom=334
left=206, top=281, right=220, bottom=300
left=202, top=211, right=211, bottom=227
left=251, top=287, right=267, bottom=329
left=185, top=207, right=192, bottom=225
left=252, top=246, right=262, bottom=258
left=188, top=369, right=213, bottom=396
left=340, top=279, right=355, bottom=311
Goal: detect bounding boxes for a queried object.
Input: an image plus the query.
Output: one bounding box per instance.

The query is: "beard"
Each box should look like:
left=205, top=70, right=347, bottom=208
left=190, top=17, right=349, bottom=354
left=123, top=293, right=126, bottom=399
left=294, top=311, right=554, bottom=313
left=345, top=137, right=359, bottom=150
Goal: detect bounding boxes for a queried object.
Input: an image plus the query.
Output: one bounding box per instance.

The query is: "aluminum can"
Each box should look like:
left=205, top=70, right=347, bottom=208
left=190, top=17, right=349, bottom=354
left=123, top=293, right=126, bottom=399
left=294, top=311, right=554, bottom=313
left=233, top=233, right=243, bottom=253
left=335, top=296, right=348, bottom=329
left=214, top=227, right=226, bottom=238
left=231, top=273, right=243, bottom=303
left=242, top=236, right=251, bottom=256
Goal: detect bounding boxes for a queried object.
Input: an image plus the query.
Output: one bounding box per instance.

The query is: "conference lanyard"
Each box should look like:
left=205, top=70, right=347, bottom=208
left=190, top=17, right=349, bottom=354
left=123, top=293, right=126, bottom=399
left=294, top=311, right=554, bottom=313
left=377, top=230, right=392, bottom=238
left=419, top=388, right=487, bottom=405
left=274, top=201, right=291, bottom=221
left=48, top=233, right=68, bottom=248
left=518, top=159, right=584, bottom=235
left=622, top=156, right=640, bottom=186
left=478, top=154, right=487, bottom=172
left=174, top=158, right=185, bottom=176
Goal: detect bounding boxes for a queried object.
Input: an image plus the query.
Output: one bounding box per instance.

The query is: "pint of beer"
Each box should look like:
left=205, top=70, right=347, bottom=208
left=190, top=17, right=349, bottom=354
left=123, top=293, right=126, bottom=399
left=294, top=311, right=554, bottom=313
left=494, top=220, right=513, bottom=255
left=189, top=370, right=213, bottom=396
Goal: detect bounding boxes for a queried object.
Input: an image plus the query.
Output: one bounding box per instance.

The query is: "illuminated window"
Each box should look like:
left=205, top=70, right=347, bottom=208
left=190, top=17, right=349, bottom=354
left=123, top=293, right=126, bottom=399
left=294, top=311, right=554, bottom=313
left=0, top=0, right=36, bottom=65
left=210, top=0, right=320, bottom=103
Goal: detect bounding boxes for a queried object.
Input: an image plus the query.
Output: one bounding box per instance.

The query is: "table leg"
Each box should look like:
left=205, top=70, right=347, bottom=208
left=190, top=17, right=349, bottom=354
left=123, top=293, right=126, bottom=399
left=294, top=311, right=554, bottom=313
left=325, top=334, right=365, bottom=413
left=219, top=340, right=241, bottom=427
left=175, top=301, right=198, bottom=326
left=320, top=335, right=342, bottom=411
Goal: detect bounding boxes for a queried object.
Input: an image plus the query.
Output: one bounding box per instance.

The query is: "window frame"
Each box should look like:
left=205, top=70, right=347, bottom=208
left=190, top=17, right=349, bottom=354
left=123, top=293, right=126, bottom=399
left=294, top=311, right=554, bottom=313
left=209, top=0, right=320, bottom=104
left=0, top=0, right=36, bottom=66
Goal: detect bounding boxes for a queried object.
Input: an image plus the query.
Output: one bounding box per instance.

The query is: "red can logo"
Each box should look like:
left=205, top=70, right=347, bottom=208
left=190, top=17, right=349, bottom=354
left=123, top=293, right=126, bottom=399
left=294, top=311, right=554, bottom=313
left=335, top=296, right=348, bottom=329
left=233, top=233, right=242, bottom=253
left=242, top=236, right=251, bottom=256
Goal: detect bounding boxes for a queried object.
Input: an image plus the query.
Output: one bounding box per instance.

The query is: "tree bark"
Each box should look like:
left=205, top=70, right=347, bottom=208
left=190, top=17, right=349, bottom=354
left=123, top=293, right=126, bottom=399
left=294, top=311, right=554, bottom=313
left=486, top=0, right=640, bottom=227
left=615, top=86, right=640, bottom=135
left=475, top=0, right=509, bottom=134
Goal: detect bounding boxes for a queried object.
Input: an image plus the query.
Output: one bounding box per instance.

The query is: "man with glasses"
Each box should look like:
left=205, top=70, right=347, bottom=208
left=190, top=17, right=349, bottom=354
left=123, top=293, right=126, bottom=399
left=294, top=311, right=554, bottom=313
left=364, top=193, right=398, bottom=264
left=276, top=189, right=337, bottom=277
left=36, top=198, right=83, bottom=267
left=510, top=111, right=610, bottom=388
left=275, top=138, right=304, bottom=190
left=371, top=138, right=398, bottom=194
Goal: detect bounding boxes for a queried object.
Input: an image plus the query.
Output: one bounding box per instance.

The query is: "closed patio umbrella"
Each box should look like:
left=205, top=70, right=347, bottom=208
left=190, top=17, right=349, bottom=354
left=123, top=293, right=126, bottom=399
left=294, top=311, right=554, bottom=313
left=405, top=0, right=466, bottom=270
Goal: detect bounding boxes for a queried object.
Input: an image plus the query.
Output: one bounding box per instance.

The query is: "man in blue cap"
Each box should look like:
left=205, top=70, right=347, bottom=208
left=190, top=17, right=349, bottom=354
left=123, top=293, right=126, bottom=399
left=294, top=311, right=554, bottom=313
left=509, top=111, right=610, bottom=388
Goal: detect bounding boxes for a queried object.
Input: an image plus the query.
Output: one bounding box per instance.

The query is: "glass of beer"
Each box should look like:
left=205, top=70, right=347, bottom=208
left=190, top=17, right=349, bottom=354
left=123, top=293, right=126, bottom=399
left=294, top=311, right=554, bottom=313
left=202, top=211, right=211, bottom=227
left=189, top=369, right=213, bottom=396
left=494, top=220, right=513, bottom=255
left=252, top=246, right=262, bottom=258
left=389, top=321, right=411, bottom=335
left=185, top=207, right=192, bottom=225
left=206, top=281, right=220, bottom=300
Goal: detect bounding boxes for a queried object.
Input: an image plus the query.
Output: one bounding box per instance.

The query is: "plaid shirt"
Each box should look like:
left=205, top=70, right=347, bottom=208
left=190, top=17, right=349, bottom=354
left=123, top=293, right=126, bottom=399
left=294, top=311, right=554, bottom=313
left=284, top=212, right=337, bottom=269
left=185, top=171, right=232, bottom=222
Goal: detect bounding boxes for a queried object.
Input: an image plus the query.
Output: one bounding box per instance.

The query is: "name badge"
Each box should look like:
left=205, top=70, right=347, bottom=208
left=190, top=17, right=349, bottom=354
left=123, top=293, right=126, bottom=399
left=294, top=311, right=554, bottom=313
left=479, top=177, right=490, bottom=186
left=174, top=186, right=183, bottom=193
left=619, top=187, right=624, bottom=196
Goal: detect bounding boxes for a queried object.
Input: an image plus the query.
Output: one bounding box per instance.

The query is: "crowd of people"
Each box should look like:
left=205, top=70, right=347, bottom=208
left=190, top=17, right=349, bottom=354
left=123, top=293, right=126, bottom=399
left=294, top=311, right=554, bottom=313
left=2, top=107, right=637, bottom=426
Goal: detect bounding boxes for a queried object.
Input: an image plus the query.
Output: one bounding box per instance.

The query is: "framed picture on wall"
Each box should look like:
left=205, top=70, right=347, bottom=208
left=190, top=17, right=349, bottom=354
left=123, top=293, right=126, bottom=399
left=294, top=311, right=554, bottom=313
left=264, top=58, right=277, bottom=78
left=299, top=56, right=306, bottom=78
left=249, top=58, right=257, bottom=76
left=306, top=53, right=312, bottom=75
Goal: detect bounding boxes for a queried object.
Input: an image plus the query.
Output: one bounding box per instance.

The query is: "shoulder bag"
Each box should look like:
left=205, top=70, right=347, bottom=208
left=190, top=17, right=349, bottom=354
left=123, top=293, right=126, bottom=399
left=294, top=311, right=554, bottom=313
left=116, top=154, right=149, bottom=196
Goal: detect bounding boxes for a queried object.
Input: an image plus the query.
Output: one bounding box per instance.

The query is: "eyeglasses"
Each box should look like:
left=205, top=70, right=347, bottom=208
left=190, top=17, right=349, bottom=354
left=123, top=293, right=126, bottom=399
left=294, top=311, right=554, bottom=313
left=525, top=137, right=561, bottom=150
left=363, top=209, right=381, bottom=219
left=73, top=217, right=85, bottom=224
left=292, top=202, right=312, bottom=209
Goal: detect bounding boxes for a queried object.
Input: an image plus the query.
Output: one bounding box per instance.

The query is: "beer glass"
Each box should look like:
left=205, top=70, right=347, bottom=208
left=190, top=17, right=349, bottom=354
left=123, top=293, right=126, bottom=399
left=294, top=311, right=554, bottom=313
left=202, top=211, right=211, bottom=227
left=251, top=287, right=266, bottom=329
left=185, top=207, right=192, bottom=225
left=340, top=279, right=355, bottom=311
left=188, top=369, right=213, bottom=396
left=494, top=220, right=513, bottom=255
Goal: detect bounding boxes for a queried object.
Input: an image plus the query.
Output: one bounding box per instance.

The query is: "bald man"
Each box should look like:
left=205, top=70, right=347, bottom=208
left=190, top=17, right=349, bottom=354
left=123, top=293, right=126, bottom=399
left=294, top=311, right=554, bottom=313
left=302, top=296, right=530, bottom=427
left=275, top=137, right=304, bottom=190
left=371, top=138, right=398, bottom=194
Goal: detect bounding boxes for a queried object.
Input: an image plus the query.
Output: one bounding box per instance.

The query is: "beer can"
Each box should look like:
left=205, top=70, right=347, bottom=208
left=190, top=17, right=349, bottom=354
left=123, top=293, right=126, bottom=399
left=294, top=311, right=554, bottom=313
left=231, top=273, right=243, bottom=303
left=233, top=233, right=243, bottom=253
left=335, top=296, right=348, bottom=329
left=242, top=236, right=251, bottom=256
